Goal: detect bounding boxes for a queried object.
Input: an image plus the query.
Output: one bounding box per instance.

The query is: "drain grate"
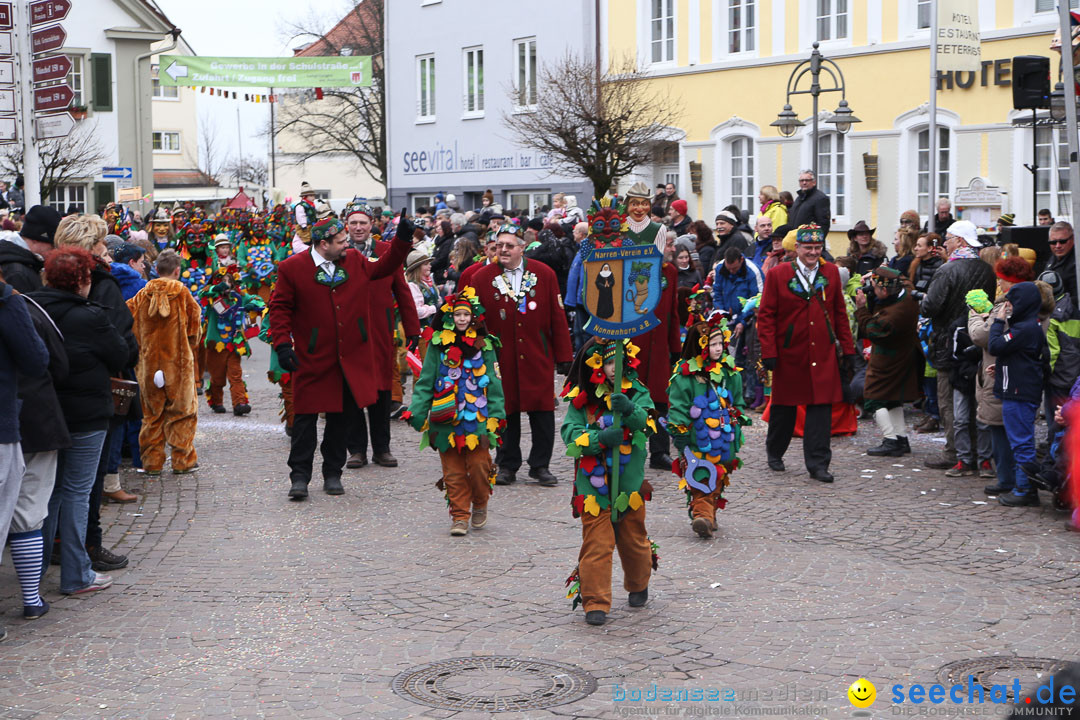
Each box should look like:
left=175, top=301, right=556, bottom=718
left=392, top=656, right=598, bottom=712
left=936, top=657, right=1067, bottom=701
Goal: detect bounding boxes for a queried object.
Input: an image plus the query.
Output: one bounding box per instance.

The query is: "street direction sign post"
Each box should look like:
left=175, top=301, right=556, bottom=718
left=102, top=167, right=133, bottom=179
left=0, top=4, right=11, bottom=30
left=35, top=111, right=73, bottom=139
left=30, top=0, right=70, bottom=25
left=32, top=54, right=70, bottom=82
left=157, top=54, right=372, bottom=88
left=0, top=116, right=16, bottom=143
left=31, top=24, right=65, bottom=54
left=0, top=88, right=14, bottom=113
left=33, top=83, right=72, bottom=111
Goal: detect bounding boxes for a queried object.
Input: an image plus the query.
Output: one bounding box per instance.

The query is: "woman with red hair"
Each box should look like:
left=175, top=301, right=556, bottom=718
left=28, top=248, right=129, bottom=596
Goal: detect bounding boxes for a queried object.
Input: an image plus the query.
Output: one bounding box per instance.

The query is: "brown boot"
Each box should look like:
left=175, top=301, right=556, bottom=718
left=692, top=517, right=713, bottom=538
left=104, top=489, right=138, bottom=504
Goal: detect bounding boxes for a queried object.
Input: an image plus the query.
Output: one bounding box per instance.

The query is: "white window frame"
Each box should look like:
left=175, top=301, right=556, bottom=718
left=895, top=106, right=960, bottom=227
left=797, top=121, right=848, bottom=226
left=416, top=54, right=436, bottom=123
left=711, top=118, right=761, bottom=222
left=513, top=37, right=537, bottom=112
left=67, top=54, right=85, bottom=108
left=47, top=185, right=86, bottom=213
left=151, top=64, right=179, bottom=100
left=1033, top=124, right=1071, bottom=221
left=716, top=0, right=757, bottom=58
left=815, top=0, right=849, bottom=42
left=916, top=126, right=952, bottom=218
left=506, top=191, right=550, bottom=216
left=1035, top=0, right=1077, bottom=12
left=815, top=132, right=846, bottom=220
left=728, top=136, right=757, bottom=219
left=412, top=195, right=437, bottom=213
left=152, top=130, right=181, bottom=154
left=462, top=46, right=484, bottom=119
left=640, top=0, right=676, bottom=67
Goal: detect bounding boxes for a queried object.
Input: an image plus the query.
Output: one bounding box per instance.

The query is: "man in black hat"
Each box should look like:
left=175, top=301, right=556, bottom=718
left=0, top=205, right=62, bottom=293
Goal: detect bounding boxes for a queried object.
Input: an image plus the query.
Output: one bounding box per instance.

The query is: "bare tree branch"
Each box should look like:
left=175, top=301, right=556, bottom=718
left=197, top=110, right=224, bottom=185
left=223, top=155, right=269, bottom=186
left=0, top=119, right=109, bottom=200
left=503, top=54, right=685, bottom=199
left=274, top=0, right=386, bottom=186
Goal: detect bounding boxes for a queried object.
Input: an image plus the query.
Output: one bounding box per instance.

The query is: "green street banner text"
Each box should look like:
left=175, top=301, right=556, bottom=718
left=158, top=55, right=371, bottom=88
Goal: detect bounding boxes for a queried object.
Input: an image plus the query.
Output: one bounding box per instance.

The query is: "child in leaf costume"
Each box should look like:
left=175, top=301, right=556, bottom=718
left=667, top=312, right=751, bottom=538
left=198, top=265, right=266, bottom=415
left=560, top=338, right=657, bottom=626
left=404, top=287, right=505, bottom=536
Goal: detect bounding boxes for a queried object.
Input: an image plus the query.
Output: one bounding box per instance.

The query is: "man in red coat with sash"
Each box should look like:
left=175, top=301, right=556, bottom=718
left=270, top=214, right=413, bottom=500
left=341, top=203, right=420, bottom=469
left=757, top=224, right=855, bottom=483
left=466, top=223, right=573, bottom=487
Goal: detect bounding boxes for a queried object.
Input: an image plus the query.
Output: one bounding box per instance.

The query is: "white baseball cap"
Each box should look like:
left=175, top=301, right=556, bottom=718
left=948, top=220, right=981, bottom=247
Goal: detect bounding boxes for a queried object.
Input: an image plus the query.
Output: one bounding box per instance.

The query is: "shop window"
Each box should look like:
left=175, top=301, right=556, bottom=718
left=816, top=132, right=845, bottom=217
left=916, top=127, right=951, bottom=217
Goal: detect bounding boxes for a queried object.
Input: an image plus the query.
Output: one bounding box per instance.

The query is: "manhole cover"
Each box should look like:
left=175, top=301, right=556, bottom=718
left=937, top=658, right=1067, bottom=701
left=392, top=656, right=597, bottom=712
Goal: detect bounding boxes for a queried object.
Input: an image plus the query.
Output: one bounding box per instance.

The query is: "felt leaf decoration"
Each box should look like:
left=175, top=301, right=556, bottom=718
left=439, top=330, right=456, bottom=345
left=486, top=417, right=500, bottom=434
left=614, top=492, right=629, bottom=512
left=572, top=494, right=585, bottom=515
left=574, top=432, right=591, bottom=447
left=215, top=341, right=225, bottom=352
left=583, top=494, right=600, bottom=516
left=628, top=492, right=643, bottom=510
left=678, top=478, right=687, bottom=491
left=465, top=434, right=479, bottom=450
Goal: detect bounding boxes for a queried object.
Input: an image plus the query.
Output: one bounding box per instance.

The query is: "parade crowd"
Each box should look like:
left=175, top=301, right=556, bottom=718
left=0, top=169, right=1078, bottom=633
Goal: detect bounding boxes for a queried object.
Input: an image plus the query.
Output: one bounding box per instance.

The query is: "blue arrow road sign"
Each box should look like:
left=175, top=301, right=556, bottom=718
left=102, top=167, right=132, bottom=179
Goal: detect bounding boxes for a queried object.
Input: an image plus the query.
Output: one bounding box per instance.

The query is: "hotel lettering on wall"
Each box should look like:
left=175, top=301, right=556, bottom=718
left=937, top=58, right=1012, bottom=90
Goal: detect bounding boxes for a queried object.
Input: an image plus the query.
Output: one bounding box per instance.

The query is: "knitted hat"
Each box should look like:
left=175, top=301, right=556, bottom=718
left=998, top=213, right=1015, bottom=227
left=899, top=210, right=920, bottom=226
left=311, top=217, right=345, bottom=244
left=671, top=199, right=688, bottom=215
left=343, top=200, right=373, bottom=219
left=1017, top=247, right=1037, bottom=266
left=113, top=243, right=145, bottom=264
left=300, top=181, right=315, bottom=196
left=715, top=209, right=738, bottom=227
left=21, top=205, right=62, bottom=245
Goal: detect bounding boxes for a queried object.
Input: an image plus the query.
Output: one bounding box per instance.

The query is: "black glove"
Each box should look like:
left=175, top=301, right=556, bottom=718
left=840, top=353, right=856, bottom=378
left=762, top=357, right=777, bottom=371
left=395, top=207, right=415, bottom=243
left=406, top=335, right=421, bottom=353
left=275, top=344, right=299, bottom=372
left=597, top=425, right=623, bottom=447
left=609, top=392, right=634, bottom=416
left=556, top=361, right=572, bottom=376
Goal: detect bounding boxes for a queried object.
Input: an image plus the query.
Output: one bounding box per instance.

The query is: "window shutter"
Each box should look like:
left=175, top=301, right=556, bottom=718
left=90, top=53, right=112, bottom=111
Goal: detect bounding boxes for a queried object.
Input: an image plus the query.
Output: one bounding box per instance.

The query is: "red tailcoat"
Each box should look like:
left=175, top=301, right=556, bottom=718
left=467, top=258, right=573, bottom=413
left=367, top=240, right=420, bottom=392
left=269, top=238, right=410, bottom=414
left=757, top=260, right=854, bottom=406
left=458, top=258, right=492, bottom=289
left=633, top=263, right=681, bottom=405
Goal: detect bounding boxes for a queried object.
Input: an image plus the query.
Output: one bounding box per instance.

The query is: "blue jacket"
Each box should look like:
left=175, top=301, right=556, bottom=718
left=0, top=282, right=49, bottom=444
left=110, top=262, right=147, bottom=301
left=989, top=282, right=1049, bottom=404
left=749, top=235, right=771, bottom=268
left=713, top=257, right=763, bottom=325
left=566, top=253, right=585, bottom=308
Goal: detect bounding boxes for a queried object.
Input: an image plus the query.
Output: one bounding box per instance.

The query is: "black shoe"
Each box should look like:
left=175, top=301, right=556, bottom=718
left=323, top=476, right=344, bottom=495
left=88, top=545, right=129, bottom=572
left=1021, top=462, right=1051, bottom=491
left=529, top=466, right=558, bottom=487
left=628, top=588, right=648, bottom=607
left=372, top=451, right=398, bottom=468
left=999, top=490, right=1040, bottom=507
left=866, top=437, right=905, bottom=457
left=649, top=454, right=673, bottom=470
left=23, top=600, right=49, bottom=620
left=767, top=456, right=785, bottom=472
left=389, top=403, right=406, bottom=420
left=288, top=478, right=309, bottom=500
left=211, top=404, right=226, bottom=414
left=984, top=483, right=1014, bottom=495
left=585, top=610, right=607, bottom=626
left=809, top=468, right=834, bottom=483
left=495, top=468, right=516, bottom=485
left=897, top=436, right=911, bottom=454
left=233, top=403, right=252, bottom=416
left=345, top=453, right=367, bottom=469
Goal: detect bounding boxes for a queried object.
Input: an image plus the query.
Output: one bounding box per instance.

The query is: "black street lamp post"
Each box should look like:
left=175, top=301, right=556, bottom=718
left=771, top=41, right=860, bottom=178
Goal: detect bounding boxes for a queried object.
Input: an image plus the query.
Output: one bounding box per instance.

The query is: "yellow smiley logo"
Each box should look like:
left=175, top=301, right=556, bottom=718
left=848, top=678, right=876, bottom=708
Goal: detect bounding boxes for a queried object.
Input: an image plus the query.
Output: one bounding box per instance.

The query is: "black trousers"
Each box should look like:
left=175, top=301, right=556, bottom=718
left=346, top=389, right=391, bottom=457
left=288, top=385, right=359, bottom=483
left=496, top=411, right=555, bottom=472
left=766, top=403, right=832, bottom=472
left=649, top=401, right=670, bottom=458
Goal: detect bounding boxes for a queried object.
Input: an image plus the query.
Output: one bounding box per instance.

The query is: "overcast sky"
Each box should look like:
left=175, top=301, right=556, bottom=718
left=155, top=0, right=353, bottom=186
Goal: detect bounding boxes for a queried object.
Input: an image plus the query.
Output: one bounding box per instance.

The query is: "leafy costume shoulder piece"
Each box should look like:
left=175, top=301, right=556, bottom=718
left=198, top=265, right=266, bottom=357
left=403, top=286, right=506, bottom=453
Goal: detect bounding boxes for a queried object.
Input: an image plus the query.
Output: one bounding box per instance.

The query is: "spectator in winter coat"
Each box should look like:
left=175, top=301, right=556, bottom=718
left=712, top=246, right=763, bottom=331
left=674, top=246, right=702, bottom=289
left=1047, top=221, right=1077, bottom=307
left=669, top=199, right=691, bottom=237
left=841, top=221, right=887, bottom=276
left=691, top=220, right=719, bottom=278
left=749, top=216, right=774, bottom=267
left=989, top=281, right=1050, bottom=507
left=714, top=210, right=751, bottom=257
left=0, top=205, right=62, bottom=293
left=758, top=185, right=788, bottom=230
left=109, top=243, right=148, bottom=300
left=908, top=233, right=945, bottom=302
left=924, top=198, right=955, bottom=236
left=888, top=227, right=918, bottom=278
left=788, top=170, right=831, bottom=236
left=921, top=220, right=996, bottom=472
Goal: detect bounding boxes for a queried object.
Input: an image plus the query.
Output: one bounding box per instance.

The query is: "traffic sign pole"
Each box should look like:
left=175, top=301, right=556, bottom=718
left=15, top=0, right=41, bottom=205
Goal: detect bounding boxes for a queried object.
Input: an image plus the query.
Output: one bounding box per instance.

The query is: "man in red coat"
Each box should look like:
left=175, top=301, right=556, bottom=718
left=269, top=214, right=413, bottom=500
left=757, top=224, right=855, bottom=483
left=466, top=224, right=573, bottom=486
left=341, top=204, right=420, bottom=469
left=633, top=261, right=682, bottom=469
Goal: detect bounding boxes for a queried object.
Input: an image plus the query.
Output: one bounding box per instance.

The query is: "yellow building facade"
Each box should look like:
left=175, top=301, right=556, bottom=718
left=605, top=0, right=1068, bottom=251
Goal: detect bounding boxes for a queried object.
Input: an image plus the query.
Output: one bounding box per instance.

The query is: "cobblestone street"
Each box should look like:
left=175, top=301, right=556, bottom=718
left=1, top=345, right=1077, bottom=720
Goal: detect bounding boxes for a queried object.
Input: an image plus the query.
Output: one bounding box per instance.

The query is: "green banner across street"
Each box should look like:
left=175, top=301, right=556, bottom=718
left=157, top=55, right=371, bottom=88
